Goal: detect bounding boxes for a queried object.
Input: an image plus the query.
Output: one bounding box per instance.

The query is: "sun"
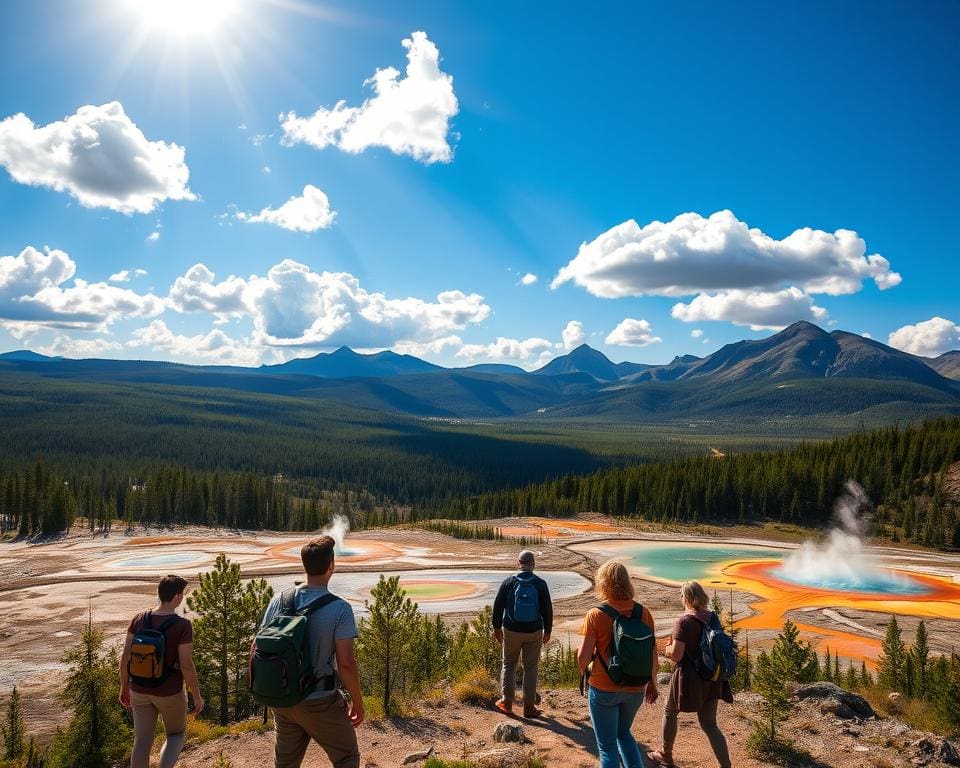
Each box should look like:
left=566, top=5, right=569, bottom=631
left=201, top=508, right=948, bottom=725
left=130, top=0, right=240, bottom=37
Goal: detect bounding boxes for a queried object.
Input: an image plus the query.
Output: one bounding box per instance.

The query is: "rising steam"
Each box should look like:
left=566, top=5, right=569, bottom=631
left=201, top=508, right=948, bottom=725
left=320, top=514, right=351, bottom=554
left=775, top=481, right=917, bottom=593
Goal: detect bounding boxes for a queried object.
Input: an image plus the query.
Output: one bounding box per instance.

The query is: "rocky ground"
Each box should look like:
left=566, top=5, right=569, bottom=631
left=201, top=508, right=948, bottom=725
left=178, top=682, right=960, bottom=768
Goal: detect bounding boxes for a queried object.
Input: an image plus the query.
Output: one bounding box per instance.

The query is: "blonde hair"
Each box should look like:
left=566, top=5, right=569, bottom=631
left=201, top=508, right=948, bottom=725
left=680, top=580, right=710, bottom=611
left=595, top=560, right=635, bottom=602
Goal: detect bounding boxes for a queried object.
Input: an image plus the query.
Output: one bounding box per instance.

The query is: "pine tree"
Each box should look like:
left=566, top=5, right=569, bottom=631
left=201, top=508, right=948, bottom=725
left=47, top=613, right=129, bottom=768
left=911, top=620, right=930, bottom=700
left=877, top=615, right=907, bottom=692
left=356, top=575, right=422, bottom=716
left=2, top=685, right=25, bottom=760
left=752, top=649, right=791, bottom=742
left=187, top=554, right=273, bottom=725
left=860, top=660, right=873, bottom=688
left=768, top=619, right=818, bottom=683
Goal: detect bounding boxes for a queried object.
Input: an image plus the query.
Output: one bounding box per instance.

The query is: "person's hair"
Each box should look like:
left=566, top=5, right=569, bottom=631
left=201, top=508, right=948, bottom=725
left=680, top=580, right=710, bottom=611
left=595, top=560, right=634, bottom=602
left=518, top=549, right=535, bottom=568
left=158, top=575, right=187, bottom=603
left=301, top=536, right=336, bottom=576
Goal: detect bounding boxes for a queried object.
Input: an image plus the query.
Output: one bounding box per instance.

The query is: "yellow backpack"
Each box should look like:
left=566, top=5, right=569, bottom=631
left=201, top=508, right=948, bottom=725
left=129, top=611, right=181, bottom=687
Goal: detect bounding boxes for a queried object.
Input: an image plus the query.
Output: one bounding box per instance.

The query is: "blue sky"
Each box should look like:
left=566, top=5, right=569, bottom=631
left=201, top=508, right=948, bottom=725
left=1, top=0, right=958, bottom=368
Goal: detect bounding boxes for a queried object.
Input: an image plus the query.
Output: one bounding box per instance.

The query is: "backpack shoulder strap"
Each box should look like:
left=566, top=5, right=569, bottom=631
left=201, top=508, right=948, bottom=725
left=597, top=603, right=620, bottom=622
left=280, top=588, right=297, bottom=615
left=630, top=602, right=644, bottom=621
left=299, top=592, right=340, bottom=617
left=154, top=614, right=182, bottom=634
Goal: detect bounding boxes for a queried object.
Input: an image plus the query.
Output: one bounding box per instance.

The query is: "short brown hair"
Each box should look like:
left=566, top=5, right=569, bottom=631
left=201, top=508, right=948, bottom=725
left=301, top=536, right=336, bottom=576
left=595, top=560, right=635, bottom=602
left=158, top=575, right=187, bottom=603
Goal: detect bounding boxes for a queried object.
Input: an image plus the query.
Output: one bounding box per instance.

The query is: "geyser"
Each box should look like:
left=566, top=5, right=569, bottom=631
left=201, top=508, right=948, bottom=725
left=319, top=514, right=362, bottom=556
left=774, top=481, right=927, bottom=594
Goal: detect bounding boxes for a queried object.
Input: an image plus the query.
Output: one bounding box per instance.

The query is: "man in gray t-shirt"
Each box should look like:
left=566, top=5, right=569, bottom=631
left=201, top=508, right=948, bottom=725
left=261, top=536, right=363, bottom=768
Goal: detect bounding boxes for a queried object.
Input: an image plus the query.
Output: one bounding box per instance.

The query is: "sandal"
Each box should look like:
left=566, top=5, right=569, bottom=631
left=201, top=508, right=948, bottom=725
left=647, top=750, right=676, bottom=767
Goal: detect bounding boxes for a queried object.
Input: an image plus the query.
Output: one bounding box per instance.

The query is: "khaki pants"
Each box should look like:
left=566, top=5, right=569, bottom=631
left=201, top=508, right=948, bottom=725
left=501, top=628, right=543, bottom=710
left=130, top=689, right=187, bottom=768
left=273, top=693, right=360, bottom=768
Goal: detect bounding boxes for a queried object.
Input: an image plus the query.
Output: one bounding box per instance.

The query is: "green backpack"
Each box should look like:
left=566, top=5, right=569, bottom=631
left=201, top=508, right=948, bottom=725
left=248, top=589, right=341, bottom=708
left=595, top=603, right=654, bottom=686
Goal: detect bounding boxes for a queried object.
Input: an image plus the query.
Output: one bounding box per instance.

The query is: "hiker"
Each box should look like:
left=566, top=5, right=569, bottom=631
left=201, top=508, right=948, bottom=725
left=120, top=574, right=202, bottom=768
left=257, top=536, right=363, bottom=768
left=492, top=549, right=553, bottom=718
left=648, top=580, right=733, bottom=768
left=578, top=560, right=657, bottom=768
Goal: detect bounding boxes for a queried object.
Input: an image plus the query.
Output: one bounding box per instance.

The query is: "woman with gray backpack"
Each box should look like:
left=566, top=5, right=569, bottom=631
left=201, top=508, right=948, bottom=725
left=577, top=560, right=658, bottom=768
left=648, top=580, right=734, bottom=768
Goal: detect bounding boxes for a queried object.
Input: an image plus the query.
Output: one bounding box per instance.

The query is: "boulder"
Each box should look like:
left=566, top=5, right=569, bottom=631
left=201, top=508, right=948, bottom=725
left=493, top=722, right=525, bottom=744
left=889, top=691, right=904, bottom=703
left=936, top=739, right=960, bottom=766
left=474, top=745, right=536, bottom=768
left=792, top=682, right=875, bottom=719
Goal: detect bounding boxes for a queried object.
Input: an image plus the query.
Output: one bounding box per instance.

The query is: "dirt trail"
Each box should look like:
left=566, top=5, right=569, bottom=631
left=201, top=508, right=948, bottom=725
left=177, top=685, right=952, bottom=768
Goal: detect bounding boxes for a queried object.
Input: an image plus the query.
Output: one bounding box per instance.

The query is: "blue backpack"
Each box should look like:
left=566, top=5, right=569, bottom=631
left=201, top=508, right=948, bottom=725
left=691, top=612, right=737, bottom=682
left=509, top=574, right=541, bottom=624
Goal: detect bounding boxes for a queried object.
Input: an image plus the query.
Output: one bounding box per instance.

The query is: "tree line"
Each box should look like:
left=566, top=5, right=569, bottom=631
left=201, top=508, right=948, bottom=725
left=5, top=418, right=959, bottom=542
left=460, top=418, right=960, bottom=547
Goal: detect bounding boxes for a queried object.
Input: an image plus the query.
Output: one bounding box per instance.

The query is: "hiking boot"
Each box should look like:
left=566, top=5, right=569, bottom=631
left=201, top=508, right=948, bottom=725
left=494, top=699, right=514, bottom=716
left=522, top=706, right=542, bottom=719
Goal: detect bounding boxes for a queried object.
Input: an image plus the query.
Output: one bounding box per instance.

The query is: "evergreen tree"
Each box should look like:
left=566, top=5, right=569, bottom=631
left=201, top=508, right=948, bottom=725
left=753, top=649, right=791, bottom=742
left=911, top=620, right=930, bottom=700
left=877, top=615, right=907, bottom=692
left=356, top=575, right=421, bottom=716
left=187, top=554, right=273, bottom=725
left=768, top=619, right=818, bottom=683
left=47, top=614, right=129, bottom=768
left=1, top=685, right=25, bottom=760
left=449, top=606, right=500, bottom=680
left=859, top=660, right=873, bottom=688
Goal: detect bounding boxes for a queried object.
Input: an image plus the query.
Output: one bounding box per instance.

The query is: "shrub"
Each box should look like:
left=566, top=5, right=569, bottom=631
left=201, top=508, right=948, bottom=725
left=452, top=668, right=499, bottom=705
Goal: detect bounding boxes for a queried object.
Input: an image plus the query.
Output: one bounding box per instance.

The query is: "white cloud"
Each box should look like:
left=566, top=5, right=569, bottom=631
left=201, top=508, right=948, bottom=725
left=562, top=320, right=586, bottom=350
left=109, top=270, right=131, bottom=283
left=147, top=231, right=160, bottom=242
left=0, top=102, right=195, bottom=214
left=262, top=165, right=271, bottom=174
left=393, top=335, right=462, bottom=358
left=605, top=318, right=662, bottom=347
left=888, top=317, right=960, bottom=357
left=280, top=31, right=458, bottom=164
left=36, top=334, right=122, bottom=359
left=167, top=263, right=248, bottom=321
left=671, top=287, right=828, bottom=331
left=455, top=336, right=554, bottom=369
left=166, top=259, right=490, bottom=350
left=519, top=273, right=538, bottom=286
left=691, top=329, right=704, bottom=338
left=0, top=246, right=163, bottom=330
left=128, top=319, right=262, bottom=366
left=552, top=210, right=900, bottom=299
left=235, top=184, right=336, bottom=233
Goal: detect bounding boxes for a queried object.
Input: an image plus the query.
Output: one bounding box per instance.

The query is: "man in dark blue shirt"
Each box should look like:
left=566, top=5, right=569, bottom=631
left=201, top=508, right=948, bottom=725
left=492, top=550, right=553, bottom=718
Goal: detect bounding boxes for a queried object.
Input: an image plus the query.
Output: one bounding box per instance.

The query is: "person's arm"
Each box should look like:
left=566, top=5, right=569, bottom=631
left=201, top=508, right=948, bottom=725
left=539, top=581, right=553, bottom=643
left=119, top=632, right=134, bottom=708
left=577, top=625, right=596, bottom=673
left=335, top=637, right=364, bottom=727
left=645, top=609, right=658, bottom=703
left=178, top=642, right=204, bottom=715
left=492, top=580, right=508, bottom=644
left=665, top=639, right=686, bottom=664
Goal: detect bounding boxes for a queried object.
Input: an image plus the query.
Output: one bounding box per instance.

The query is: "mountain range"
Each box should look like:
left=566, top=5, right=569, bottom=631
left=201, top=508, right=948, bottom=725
left=2, top=322, right=959, bottom=422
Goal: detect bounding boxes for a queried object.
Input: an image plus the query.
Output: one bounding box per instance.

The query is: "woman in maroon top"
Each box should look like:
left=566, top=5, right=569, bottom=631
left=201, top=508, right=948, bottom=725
left=120, top=575, right=203, bottom=768
left=648, top=581, right=732, bottom=768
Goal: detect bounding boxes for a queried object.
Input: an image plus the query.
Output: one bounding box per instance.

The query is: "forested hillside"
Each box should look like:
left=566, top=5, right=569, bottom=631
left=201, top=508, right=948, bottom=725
left=462, top=418, right=960, bottom=547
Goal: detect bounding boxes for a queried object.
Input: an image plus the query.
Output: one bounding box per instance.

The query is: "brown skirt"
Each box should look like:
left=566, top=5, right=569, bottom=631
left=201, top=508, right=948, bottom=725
left=667, top=662, right=733, bottom=713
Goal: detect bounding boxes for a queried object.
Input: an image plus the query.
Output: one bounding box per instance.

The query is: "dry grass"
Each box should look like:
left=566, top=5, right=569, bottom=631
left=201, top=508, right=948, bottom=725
left=452, top=668, right=499, bottom=706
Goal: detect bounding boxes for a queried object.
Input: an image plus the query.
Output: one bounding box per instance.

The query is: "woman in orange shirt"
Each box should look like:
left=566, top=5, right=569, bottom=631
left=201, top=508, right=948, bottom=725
left=578, top=561, right=658, bottom=768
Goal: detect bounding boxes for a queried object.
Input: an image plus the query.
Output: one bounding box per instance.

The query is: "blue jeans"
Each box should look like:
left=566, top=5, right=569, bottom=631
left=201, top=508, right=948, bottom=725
left=588, top=686, right=645, bottom=768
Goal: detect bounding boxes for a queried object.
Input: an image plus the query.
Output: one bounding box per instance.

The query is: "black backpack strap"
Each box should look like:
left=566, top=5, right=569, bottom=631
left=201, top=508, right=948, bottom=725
left=631, top=603, right=644, bottom=622
left=597, top=603, right=619, bottom=622
left=298, top=592, right=340, bottom=617
left=280, top=588, right=297, bottom=616
left=154, top=614, right=182, bottom=634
